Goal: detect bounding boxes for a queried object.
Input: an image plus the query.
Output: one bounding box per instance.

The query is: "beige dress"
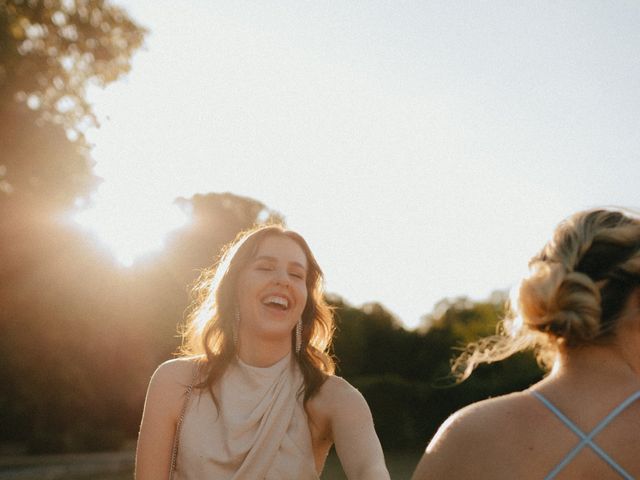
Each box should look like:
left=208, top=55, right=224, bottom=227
left=174, top=353, right=319, bottom=479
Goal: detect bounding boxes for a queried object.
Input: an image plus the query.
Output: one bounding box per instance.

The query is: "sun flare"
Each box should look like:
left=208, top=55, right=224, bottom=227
left=73, top=193, right=188, bottom=267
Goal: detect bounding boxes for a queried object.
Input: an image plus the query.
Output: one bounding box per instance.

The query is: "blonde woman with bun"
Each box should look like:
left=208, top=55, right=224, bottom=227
left=413, top=209, right=640, bottom=480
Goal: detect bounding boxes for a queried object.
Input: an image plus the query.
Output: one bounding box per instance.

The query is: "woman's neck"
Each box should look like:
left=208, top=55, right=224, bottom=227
left=237, top=337, right=292, bottom=367
left=552, top=341, right=640, bottom=386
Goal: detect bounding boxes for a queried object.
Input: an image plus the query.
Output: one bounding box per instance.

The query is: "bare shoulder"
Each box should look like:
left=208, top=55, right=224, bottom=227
left=136, top=357, right=203, bottom=479
left=151, top=356, right=200, bottom=387
left=312, top=375, right=369, bottom=414
left=318, top=375, right=362, bottom=397
left=145, top=356, right=202, bottom=420
left=306, top=375, right=372, bottom=435
left=413, top=391, right=537, bottom=480
left=452, top=391, right=535, bottom=429
left=430, top=391, right=535, bottom=450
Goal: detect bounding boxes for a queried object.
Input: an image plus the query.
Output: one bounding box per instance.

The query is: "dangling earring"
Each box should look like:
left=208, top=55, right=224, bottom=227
left=233, top=306, right=240, bottom=349
left=295, top=319, right=302, bottom=354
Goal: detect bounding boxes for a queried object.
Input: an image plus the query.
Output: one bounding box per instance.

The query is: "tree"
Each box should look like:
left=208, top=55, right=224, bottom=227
left=0, top=0, right=146, bottom=208
left=0, top=191, right=282, bottom=452
left=330, top=294, right=545, bottom=450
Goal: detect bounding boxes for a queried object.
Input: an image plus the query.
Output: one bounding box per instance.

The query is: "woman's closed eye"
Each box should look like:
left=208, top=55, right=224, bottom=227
left=289, top=271, right=305, bottom=280
left=254, top=261, right=275, bottom=271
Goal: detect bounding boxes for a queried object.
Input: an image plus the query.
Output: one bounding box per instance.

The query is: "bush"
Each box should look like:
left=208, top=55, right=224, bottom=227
left=353, top=375, right=431, bottom=451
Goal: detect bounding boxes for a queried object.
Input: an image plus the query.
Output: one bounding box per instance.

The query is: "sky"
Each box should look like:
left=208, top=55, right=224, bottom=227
left=77, top=1, right=640, bottom=329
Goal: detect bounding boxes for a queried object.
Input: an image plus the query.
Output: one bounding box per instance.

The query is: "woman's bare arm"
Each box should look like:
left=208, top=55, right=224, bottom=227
left=135, top=359, right=193, bottom=480
left=319, top=376, right=390, bottom=480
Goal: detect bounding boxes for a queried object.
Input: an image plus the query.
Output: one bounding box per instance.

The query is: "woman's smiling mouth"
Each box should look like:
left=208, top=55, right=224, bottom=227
left=262, top=295, right=290, bottom=311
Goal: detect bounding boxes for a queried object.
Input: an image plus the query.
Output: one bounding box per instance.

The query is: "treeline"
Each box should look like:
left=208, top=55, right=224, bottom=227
left=332, top=297, right=544, bottom=451
left=0, top=196, right=544, bottom=453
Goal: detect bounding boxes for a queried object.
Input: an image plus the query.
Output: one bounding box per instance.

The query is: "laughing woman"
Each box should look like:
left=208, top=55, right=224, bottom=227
left=136, top=225, right=390, bottom=480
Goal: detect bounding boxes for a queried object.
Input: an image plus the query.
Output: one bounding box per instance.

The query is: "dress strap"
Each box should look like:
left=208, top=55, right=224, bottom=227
left=169, top=362, right=200, bottom=480
left=531, top=390, right=640, bottom=480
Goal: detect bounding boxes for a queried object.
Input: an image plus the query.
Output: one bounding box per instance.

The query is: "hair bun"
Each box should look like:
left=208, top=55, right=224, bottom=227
left=518, top=263, right=601, bottom=344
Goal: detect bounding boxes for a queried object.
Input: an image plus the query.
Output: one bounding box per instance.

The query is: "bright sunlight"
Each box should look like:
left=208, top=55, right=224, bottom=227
left=73, top=190, right=188, bottom=266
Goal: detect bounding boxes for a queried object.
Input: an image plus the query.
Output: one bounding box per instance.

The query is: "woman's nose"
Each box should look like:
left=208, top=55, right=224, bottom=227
left=274, top=269, right=290, bottom=286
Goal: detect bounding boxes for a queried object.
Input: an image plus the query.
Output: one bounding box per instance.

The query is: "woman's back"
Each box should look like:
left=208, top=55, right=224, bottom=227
left=529, top=389, right=640, bottom=480
left=416, top=340, right=640, bottom=480
left=419, top=379, right=640, bottom=479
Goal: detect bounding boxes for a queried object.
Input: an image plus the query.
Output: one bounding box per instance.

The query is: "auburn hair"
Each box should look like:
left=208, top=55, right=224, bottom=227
left=180, top=224, right=335, bottom=405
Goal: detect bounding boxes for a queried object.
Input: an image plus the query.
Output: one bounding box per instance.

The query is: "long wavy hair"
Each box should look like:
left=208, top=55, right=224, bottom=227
left=453, top=208, right=640, bottom=381
left=180, top=224, right=335, bottom=405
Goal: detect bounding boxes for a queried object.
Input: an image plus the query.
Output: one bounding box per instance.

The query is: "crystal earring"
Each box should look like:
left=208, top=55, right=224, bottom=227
left=233, top=306, right=240, bottom=348
left=295, top=319, right=302, bottom=354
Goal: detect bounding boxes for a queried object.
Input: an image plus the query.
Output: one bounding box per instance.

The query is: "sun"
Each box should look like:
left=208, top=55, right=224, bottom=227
left=73, top=191, right=188, bottom=267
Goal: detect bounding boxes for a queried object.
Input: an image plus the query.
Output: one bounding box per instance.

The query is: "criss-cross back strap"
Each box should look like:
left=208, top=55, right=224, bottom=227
left=532, top=390, right=640, bottom=480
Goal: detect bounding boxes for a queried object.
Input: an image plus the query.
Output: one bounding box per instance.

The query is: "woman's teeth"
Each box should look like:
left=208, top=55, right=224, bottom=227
left=262, top=296, right=289, bottom=310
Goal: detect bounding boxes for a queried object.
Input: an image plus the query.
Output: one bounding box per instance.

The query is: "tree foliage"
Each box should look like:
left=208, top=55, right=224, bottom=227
left=1, top=0, right=145, bottom=129
left=0, top=0, right=146, bottom=207
left=0, top=191, right=279, bottom=452
left=331, top=295, right=544, bottom=450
